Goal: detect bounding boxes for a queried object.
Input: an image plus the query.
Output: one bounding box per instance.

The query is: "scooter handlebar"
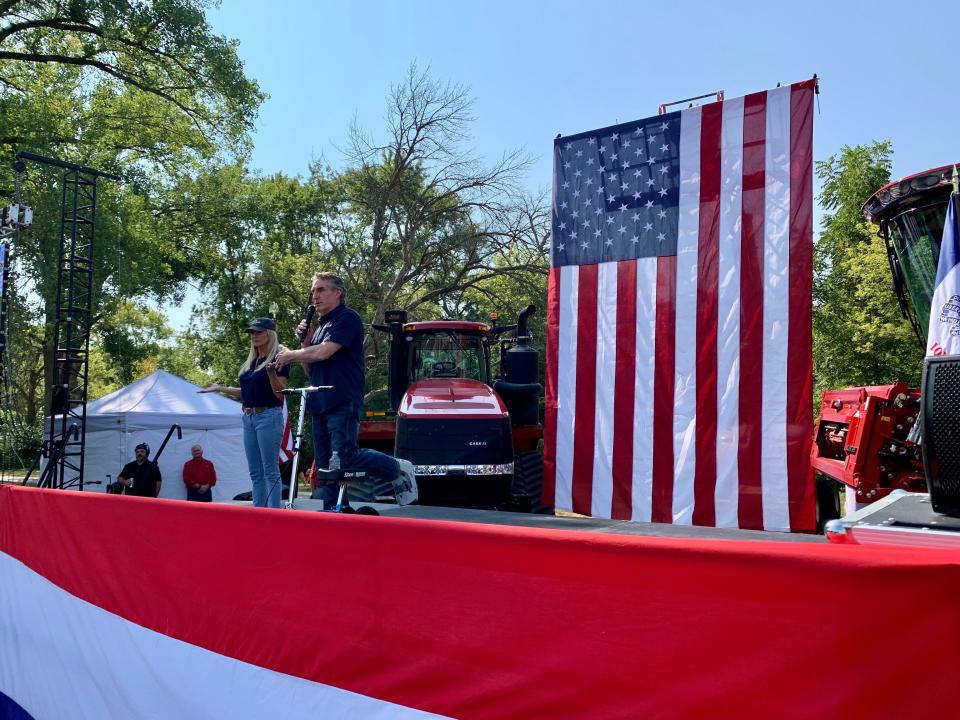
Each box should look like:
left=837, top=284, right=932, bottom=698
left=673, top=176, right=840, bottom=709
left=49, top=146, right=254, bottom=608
left=280, top=385, right=334, bottom=395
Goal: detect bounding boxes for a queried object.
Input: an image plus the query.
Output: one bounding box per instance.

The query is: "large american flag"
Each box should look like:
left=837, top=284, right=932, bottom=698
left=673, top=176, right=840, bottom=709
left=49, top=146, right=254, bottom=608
left=543, top=79, right=816, bottom=532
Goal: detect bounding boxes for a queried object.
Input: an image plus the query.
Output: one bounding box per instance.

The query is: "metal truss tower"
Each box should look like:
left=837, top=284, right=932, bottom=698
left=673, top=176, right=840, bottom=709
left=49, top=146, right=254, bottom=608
left=16, top=153, right=119, bottom=490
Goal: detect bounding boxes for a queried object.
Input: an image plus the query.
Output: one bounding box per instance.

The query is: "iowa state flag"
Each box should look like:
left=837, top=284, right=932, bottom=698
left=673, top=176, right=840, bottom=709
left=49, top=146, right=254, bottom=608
left=926, top=189, right=960, bottom=357
left=544, top=79, right=816, bottom=532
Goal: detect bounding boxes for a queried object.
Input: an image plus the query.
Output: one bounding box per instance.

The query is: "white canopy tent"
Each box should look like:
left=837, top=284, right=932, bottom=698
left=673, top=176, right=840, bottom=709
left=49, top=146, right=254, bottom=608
left=78, top=370, right=251, bottom=502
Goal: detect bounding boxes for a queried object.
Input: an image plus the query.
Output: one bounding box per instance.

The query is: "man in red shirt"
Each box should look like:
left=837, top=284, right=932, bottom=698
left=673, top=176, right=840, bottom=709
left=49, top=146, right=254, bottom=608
left=183, top=444, right=217, bottom=502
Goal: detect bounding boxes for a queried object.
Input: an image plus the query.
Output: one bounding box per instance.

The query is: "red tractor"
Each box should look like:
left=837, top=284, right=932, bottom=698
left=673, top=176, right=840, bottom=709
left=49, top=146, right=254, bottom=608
left=811, top=164, right=957, bottom=524
left=356, top=306, right=545, bottom=510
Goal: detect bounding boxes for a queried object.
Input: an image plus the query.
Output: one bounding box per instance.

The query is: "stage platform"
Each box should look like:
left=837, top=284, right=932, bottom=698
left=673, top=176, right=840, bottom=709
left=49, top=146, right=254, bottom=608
left=826, top=490, right=960, bottom=548
left=279, top=497, right=827, bottom=542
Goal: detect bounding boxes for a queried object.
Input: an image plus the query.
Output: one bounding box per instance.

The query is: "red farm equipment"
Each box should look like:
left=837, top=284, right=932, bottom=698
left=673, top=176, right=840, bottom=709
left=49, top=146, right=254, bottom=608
left=812, top=164, right=958, bottom=525
left=812, top=383, right=925, bottom=516
left=356, top=306, right=546, bottom=511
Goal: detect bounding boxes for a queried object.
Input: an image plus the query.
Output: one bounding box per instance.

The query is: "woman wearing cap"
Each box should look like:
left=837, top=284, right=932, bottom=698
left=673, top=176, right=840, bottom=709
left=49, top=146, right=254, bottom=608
left=199, top=318, right=290, bottom=508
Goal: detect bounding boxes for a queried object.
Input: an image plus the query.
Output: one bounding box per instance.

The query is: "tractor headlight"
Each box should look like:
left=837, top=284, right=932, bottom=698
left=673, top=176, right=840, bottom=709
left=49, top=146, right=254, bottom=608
left=413, top=463, right=513, bottom=476
left=466, top=463, right=513, bottom=475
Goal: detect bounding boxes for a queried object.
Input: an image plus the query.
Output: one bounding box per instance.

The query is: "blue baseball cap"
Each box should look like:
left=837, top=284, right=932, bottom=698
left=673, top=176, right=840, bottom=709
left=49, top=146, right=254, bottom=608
left=246, top=317, right=276, bottom=332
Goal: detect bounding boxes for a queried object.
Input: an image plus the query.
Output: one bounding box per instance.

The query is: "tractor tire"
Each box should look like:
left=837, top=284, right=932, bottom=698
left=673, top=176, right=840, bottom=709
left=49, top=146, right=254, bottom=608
left=815, top=474, right=841, bottom=533
left=346, top=476, right=393, bottom=504
left=511, top=451, right=552, bottom=514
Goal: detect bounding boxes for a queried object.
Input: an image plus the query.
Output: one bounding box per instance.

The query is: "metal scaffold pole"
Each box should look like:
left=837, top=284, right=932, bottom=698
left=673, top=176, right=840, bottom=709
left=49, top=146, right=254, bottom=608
left=15, top=152, right=120, bottom=490
left=0, top=162, right=33, bottom=482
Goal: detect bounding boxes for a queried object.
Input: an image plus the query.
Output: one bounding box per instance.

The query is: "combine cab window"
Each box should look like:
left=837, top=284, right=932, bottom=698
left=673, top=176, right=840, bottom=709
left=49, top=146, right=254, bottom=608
left=888, top=200, right=948, bottom=333
left=410, top=332, right=488, bottom=383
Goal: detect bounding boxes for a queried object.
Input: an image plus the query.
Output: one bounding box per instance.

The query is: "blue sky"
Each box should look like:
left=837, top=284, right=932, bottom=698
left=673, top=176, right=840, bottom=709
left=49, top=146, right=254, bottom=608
left=167, top=0, right=960, bottom=328
left=208, top=0, right=960, bottom=186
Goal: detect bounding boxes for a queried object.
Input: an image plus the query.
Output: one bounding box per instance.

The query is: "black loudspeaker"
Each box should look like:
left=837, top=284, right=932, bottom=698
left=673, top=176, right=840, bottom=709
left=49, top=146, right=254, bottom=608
left=922, top=354, right=960, bottom=516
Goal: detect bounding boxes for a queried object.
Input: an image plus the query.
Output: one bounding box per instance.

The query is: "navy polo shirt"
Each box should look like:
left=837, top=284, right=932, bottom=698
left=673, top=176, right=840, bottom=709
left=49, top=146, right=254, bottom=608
left=239, top=361, right=290, bottom=408
left=307, top=303, right=365, bottom=415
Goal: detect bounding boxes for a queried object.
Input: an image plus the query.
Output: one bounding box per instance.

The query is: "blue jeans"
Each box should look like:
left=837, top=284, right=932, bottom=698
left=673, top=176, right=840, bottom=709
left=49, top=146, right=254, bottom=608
left=311, top=403, right=398, bottom=509
left=243, top=406, right=283, bottom=508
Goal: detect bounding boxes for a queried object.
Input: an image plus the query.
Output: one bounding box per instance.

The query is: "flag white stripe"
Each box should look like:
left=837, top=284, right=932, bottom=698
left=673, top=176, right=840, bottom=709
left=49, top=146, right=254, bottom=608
left=761, top=86, right=792, bottom=532
left=0, top=552, right=446, bottom=720
left=927, top=195, right=960, bottom=356
left=555, top=265, right=579, bottom=511
left=715, top=97, right=745, bottom=528
left=632, top=257, right=659, bottom=522
left=592, top=261, right=618, bottom=518
left=672, top=106, right=702, bottom=524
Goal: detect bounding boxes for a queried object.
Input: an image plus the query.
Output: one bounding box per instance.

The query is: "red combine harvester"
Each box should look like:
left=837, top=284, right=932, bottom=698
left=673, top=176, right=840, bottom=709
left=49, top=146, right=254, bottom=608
left=812, top=164, right=957, bottom=524
left=356, top=306, right=545, bottom=510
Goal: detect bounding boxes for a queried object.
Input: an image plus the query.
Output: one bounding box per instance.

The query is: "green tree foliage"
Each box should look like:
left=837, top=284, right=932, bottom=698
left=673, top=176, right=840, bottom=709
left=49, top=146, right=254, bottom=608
left=95, top=299, right=173, bottom=386
left=168, top=162, right=331, bottom=385
left=0, top=0, right=263, bottom=155
left=0, top=1, right=262, bottom=442
left=462, top=244, right=548, bottom=416
left=186, top=66, right=550, bottom=398
left=814, top=141, right=923, bottom=398
left=338, top=66, right=546, bottom=324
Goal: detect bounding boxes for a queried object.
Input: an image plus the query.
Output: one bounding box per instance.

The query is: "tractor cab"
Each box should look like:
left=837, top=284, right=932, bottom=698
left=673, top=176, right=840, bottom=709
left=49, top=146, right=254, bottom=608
left=407, top=322, right=491, bottom=384
left=862, top=164, right=958, bottom=342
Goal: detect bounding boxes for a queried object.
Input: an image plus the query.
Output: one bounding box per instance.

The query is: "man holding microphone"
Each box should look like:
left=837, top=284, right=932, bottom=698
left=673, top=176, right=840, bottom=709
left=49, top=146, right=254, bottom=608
left=273, top=272, right=416, bottom=508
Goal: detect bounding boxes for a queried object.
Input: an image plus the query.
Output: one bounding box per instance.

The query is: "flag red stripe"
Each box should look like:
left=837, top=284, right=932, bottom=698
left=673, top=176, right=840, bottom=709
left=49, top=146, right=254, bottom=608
left=571, top=265, right=598, bottom=515
left=611, top=260, right=638, bottom=519
left=787, top=81, right=816, bottom=532
left=738, top=91, right=767, bottom=531
left=651, top=256, right=676, bottom=523
left=279, top=399, right=293, bottom=462
left=693, top=102, right=722, bottom=526
left=542, top=267, right=561, bottom=509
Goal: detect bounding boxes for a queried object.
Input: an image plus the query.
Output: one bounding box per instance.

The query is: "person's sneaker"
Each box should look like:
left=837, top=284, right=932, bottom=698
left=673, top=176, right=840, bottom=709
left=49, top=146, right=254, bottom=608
left=394, top=458, right=419, bottom=506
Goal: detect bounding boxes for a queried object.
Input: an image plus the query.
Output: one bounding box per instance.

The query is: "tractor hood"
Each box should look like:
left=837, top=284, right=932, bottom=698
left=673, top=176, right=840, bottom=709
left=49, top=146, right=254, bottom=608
left=398, top=379, right=508, bottom=419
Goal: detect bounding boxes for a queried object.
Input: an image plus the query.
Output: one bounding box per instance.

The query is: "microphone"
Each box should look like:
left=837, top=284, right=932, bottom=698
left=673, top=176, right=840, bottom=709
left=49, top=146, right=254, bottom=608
left=298, top=304, right=316, bottom=342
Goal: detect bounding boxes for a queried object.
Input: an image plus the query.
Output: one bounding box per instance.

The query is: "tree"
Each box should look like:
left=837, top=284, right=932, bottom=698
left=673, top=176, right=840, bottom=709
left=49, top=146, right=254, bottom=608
left=0, top=0, right=263, bottom=155
left=814, top=141, right=923, bottom=398
left=184, top=67, right=551, bottom=398
left=95, top=299, right=175, bottom=387
left=162, top=162, right=332, bottom=384
left=335, top=65, right=548, bottom=330
left=0, top=2, right=262, bottom=435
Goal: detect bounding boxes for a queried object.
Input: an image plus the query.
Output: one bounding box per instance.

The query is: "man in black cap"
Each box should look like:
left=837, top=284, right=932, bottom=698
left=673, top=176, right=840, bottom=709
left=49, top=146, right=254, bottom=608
left=116, top=443, right=162, bottom=497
